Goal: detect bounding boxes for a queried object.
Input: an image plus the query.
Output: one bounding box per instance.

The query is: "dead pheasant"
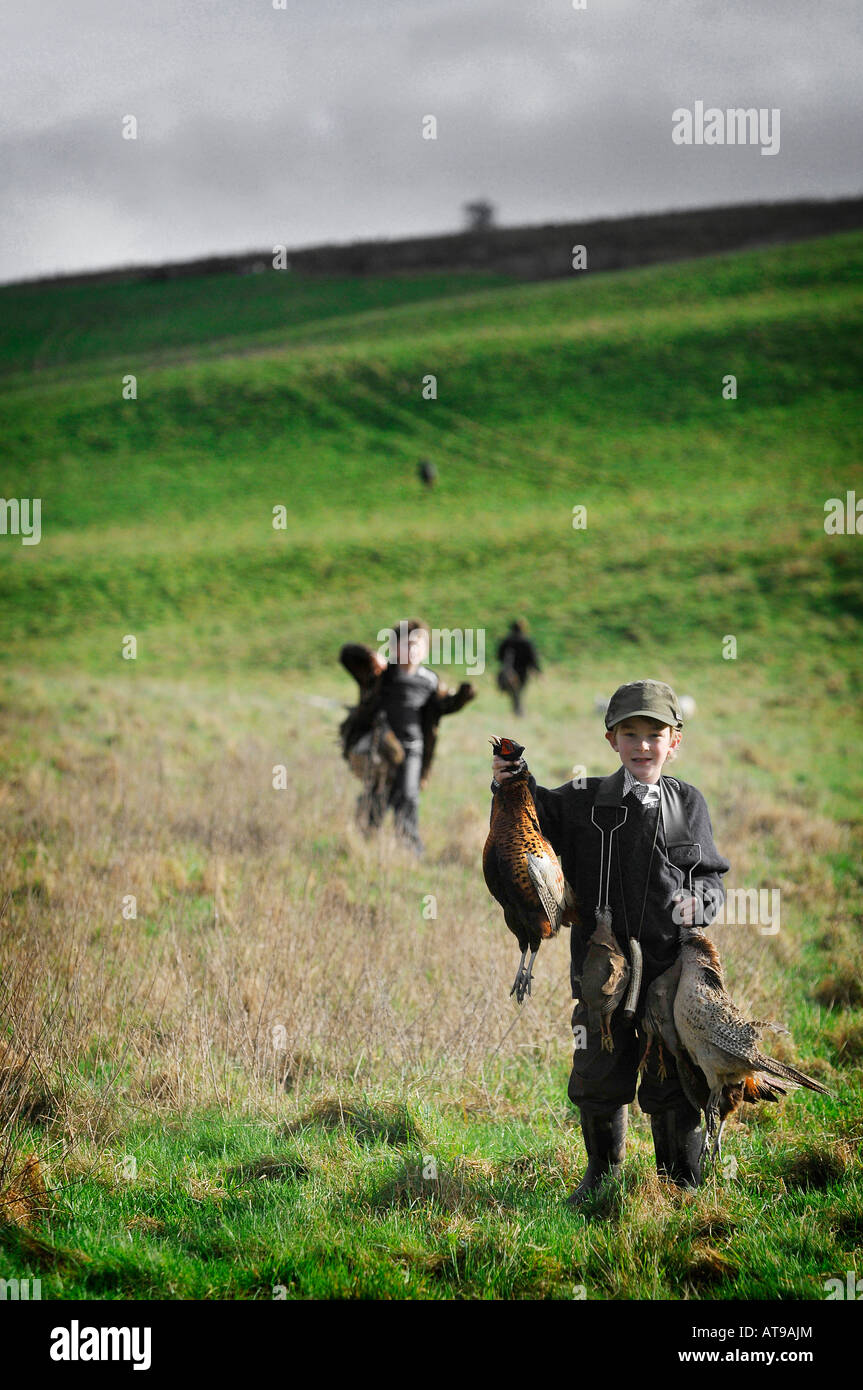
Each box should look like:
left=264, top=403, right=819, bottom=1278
left=581, top=910, right=631, bottom=1051
left=643, top=958, right=685, bottom=1076
left=673, top=927, right=830, bottom=1162
left=642, top=955, right=796, bottom=1154
left=642, top=955, right=712, bottom=1115
left=483, top=736, right=578, bottom=1002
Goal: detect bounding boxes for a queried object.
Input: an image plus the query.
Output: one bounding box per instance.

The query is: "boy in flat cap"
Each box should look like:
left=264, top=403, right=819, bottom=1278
left=492, top=679, right=729, bottom=1202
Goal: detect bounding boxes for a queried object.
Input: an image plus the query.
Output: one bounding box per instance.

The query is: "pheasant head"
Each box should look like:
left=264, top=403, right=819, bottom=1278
left=490, top=735, right=525, bottom=760
left=490, top=735, right=528, bottom=781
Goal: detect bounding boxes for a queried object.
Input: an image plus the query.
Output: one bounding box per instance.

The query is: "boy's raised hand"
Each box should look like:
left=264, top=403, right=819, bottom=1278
left=493, top=753, right=523, bottom=783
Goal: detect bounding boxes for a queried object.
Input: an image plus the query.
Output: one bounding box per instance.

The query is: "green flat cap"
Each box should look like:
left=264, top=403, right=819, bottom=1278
left=605, top=679, right=683, bottom=730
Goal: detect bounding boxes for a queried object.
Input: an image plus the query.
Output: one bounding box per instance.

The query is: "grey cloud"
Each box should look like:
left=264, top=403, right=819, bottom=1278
left=0, top=0, right=861, bottom=281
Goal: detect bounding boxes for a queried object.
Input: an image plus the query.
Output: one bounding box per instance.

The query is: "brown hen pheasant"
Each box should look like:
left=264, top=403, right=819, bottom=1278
left=483, top=737, right=579, bottom=1001
left=641, top=953, right=808, bottom=1166
left=673, top=927, right=830, bottom=1162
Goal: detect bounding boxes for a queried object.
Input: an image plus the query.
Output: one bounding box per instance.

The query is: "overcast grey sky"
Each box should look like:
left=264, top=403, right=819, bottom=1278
left=1, top=0, right=861, bottom=282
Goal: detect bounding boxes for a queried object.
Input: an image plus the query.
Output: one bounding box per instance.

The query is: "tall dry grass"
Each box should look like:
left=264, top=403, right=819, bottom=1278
left=0, top=676, right=573, bottom=1140
left=0, top=669, right=856, bottom=1188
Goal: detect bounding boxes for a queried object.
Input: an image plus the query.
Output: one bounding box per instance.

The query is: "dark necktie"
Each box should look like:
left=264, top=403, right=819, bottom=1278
left=630, top=780, right=658, bottom=806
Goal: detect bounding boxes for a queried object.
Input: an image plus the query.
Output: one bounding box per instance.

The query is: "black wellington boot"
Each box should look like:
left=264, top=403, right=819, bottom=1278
left=567, top=1107, right=627, bottom=1206
left=651, top=1107, right=703, bottom=1189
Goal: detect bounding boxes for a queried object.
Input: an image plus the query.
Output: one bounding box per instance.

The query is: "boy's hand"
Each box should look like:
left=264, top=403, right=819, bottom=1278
left=673, top=894, right=699, bottom=926
left=493, top=755, right=524, bottom=783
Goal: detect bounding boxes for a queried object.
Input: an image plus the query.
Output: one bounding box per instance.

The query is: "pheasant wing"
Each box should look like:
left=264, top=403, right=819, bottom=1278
left=603, top=952, right=630, bottom=1005
left=699, top=1000, right=764, bottom=1065
left=526, top=850, right=566, bottom=933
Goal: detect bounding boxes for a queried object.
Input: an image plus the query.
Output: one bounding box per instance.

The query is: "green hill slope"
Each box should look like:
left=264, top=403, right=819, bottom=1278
left=2, top=232, right=862, bottom=693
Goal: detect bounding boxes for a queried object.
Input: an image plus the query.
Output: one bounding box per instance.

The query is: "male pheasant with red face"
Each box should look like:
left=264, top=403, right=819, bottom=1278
left=483, top=737, right=579, bottom=1001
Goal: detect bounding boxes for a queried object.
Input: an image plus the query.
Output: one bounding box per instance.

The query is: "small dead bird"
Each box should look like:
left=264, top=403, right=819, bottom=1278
left=581, top=909, right=631, bottom=1051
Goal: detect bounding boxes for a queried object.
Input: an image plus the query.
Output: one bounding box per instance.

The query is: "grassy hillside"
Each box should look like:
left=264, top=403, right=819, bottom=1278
left=0, top=233, right=861, bottom=1299
left=0, top=269, right=515, bottom=381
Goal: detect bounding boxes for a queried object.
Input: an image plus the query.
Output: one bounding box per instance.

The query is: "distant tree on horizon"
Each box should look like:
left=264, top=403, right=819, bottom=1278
left=463, top=200, right=496, bottom=232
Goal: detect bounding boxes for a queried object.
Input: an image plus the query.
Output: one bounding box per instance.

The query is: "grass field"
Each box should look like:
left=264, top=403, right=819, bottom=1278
left=1, top=233, right=862, bottom=1299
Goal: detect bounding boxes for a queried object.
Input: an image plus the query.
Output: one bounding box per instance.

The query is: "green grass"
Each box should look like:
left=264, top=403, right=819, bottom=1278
left=0, top=230, right=861, bottom=1298
left=8, top=1090, right=857, bottom=1301
left=0, top=269, right=515, bottom=380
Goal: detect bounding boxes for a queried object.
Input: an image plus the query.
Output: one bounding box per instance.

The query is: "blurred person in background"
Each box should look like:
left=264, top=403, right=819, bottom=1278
left=339, top=619, right=476, bottom=855
left=497, top=620, right=541, bottom=717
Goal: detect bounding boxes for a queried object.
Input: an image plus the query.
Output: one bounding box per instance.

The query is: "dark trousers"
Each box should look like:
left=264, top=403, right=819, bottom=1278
left=568, top=995, right=693, bottom=1119
left=361, top=739, right=423, bottom=851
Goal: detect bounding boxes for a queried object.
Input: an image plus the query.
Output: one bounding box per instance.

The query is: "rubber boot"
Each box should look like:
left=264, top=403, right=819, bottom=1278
left=651, top=1107, right=703, bottom=1188
left=567, top=1107, right=627, bottom=1206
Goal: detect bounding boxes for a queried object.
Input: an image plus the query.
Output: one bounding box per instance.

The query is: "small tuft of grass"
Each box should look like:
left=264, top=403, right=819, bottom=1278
left=812, top=961, right=863, bottom=1009
left=0, top=1152, right=49, bottom=1228
left=0, top=1043, right=58, bottom=1126
left=368, top=1155, right=504, bottom=1215
left=831, top=1210, right=863, bottom=1248
left=692, top=1215, right=737, bottom=1242
left=125, top=1213, right=166, bottom=1235
left=286, top=1097, right=422, bottom=1148
left=683, top=1242, right=739, bottom=1287
left=778, top=1139, right=854, bottom=1190
left=826, top=1017, right=863, bottom=1063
